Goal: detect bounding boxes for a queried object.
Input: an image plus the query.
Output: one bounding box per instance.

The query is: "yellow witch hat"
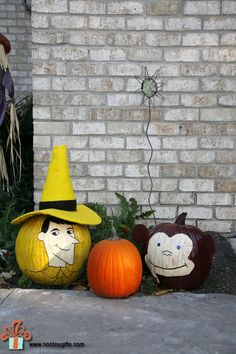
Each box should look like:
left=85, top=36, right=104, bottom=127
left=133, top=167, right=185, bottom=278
left=11, top=145, right=101, bottom=225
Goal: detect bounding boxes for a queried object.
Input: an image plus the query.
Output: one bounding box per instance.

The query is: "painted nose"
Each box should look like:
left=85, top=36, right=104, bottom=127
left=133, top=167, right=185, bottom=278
left=162, top=250, right=173, bottom=256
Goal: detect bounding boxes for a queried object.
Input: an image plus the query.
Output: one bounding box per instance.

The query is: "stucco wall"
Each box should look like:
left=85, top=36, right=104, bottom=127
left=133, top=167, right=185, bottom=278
left=0, top=0, right=32, bottom=94
left=32, top=0, right=236, bottom=232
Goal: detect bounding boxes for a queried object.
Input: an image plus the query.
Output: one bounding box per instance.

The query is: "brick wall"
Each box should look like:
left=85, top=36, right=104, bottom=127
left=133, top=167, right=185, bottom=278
left=0, top=0, right=32, bottom=94
left=32, top=0, right=236, bottom=232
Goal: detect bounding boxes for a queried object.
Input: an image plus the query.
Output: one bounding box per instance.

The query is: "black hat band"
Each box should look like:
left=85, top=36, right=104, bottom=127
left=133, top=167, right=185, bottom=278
left=39, top=200, right=77, bottom=212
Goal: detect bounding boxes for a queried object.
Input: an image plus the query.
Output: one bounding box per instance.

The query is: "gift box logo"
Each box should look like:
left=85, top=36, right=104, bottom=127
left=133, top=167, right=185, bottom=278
left=0, top=320, right=32, bottom=350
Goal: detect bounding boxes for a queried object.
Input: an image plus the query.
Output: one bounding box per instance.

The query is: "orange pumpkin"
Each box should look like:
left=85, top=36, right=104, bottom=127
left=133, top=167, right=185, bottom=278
left=87, top=235, right=142, bottom=298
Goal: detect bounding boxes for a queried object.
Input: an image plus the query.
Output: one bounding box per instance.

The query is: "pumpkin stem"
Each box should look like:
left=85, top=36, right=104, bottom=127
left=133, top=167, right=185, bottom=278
left=175, top=212, right=187, bottom=225
left=109, top=226, right=120, bottom=241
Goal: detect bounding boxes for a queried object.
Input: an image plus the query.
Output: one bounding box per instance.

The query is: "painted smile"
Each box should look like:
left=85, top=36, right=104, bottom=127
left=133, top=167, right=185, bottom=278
left=148, top=258, right=188, bottom=270
left=56, top=245, right=71, bottom=251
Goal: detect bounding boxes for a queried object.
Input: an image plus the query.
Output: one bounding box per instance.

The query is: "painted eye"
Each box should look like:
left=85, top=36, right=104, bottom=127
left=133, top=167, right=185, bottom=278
left=157, top=242, right=161, bottom=247
left=67, top=229, right=74, bottom=236
left=51, top=231, right=59, bottom=236
left=176, top=244, right=182, bottom=250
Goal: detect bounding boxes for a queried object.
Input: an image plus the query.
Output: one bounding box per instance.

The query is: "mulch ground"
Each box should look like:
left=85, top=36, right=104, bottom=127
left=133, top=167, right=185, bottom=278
left=194, top=232, right=236, bottom=295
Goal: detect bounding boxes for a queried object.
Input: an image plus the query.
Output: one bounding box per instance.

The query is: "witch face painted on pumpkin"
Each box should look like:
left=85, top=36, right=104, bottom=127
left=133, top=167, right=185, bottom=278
left=11, top=145, right=101, bottom=285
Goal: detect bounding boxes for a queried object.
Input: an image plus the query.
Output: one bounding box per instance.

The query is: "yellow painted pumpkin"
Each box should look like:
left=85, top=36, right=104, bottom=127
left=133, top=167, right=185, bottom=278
left=15, top=215, right=91, bottom=285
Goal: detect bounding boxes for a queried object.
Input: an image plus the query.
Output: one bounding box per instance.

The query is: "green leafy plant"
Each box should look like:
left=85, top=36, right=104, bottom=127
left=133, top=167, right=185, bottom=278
left=87, top=192, right=155, bottom=244
left=17, top=274, right=33, bottom=289
left=112, top=192, right=154, bottom=240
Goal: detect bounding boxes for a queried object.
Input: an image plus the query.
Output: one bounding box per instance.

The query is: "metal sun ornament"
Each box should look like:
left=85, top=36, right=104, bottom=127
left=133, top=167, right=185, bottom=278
left=135, top=67, right=165, bottom=105
left=135, top=67, right=165, bottom=226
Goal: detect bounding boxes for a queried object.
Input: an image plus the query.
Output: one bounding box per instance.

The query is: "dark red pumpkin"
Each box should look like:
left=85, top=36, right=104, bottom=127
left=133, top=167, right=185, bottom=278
left=132, top=213, right=215, bottom=290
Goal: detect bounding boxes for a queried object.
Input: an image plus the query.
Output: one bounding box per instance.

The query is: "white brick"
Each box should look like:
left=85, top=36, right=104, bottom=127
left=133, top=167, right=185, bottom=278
left=68, top=63, right=104, bottom=76
left=197, top=220, right=232, bottom=233
left=88, top=192, right=121, bottom=205
left=73, top=178, right=105, bottom=191
left=222, top=1, right=236, bottom=14
left=204, top=17, right=236, bottom=30
left=51, top=15, right=87, bottom=29
left=164, top=79, right=198, bottom=92
left=161, top=165, right=196, bottom=178
left=182, top=33, right=218, bottom=46
left=70, top=150, right=105, bottom=162
left=90, top=48, right=126, bottom=61
left=202, top=78, right=236, bottom=92
left=34, top=121, right=70, bottom=135
left=181, top=94, right=217, bottom=107
left=178, top=206, right=212, bottom=219
left=200, top=137, right=234, bottom=149
left=107, top=2, right=143, bottom=14
left=154, top=206, right=177, bottom=219
left=89, top=78, right=124, bottom=92
left=181, top=63, right=217, bottom=77
left=147, top=122, right=180, bottom=135
left=165, top=49, right=200, bottom=62
left=70, top=1, right=106, bottom=14
left=73, top=122, right=106, bottom=135
left=184, top=1, right=220, bottom=15
left=32, top=47, right=50, bottom=60
left=126, top=136, right=161, bottom=150
left=33, top=106, right=51, bottom=120
left=34, top=135, right=51, bottom=148
left=165, top=17, right=201, bottom=31
left=203, top=48, right=236, bottom=62
left=221, top=33, right=236, bottom=46
left=216, top=207, right=236, bottom=220
left=147, top=0, right=183, bottom=15
left=89, top=16, right=125, bottom=30
left=107, top=94, right=129, bottom=107
left=164, top=109, right=199, bottom=121
left=107, top=178, right=141, bottom=191
left=179, top=179, right=214, bottom=192
left=69, top=31, right=106, bottom=46
left=197, top=193, right=231, bottom=206
left=108, top=32, right=143, bottom=46
left=89, top=137, right=125, bottom=149
left=71, top=94, right=106, bottom=106
left=143, top=178, right=178, bottom=191
left=33, top=77, right=51, bottom=90
left=88, top=165, right=122, bottom=177
left=160, top=193, right=194, bottom=205
left=53, top=136, right=88, bottom=149
left=128, top=49, right=162, bottom=61
left=33, top=62, right=66, bottom=76
left=143, top=151, right=178, bottom=164
left=145, top=33, right=181, bottom=47
left=52, top=77, right=86, bottom=91
left=107, top=122, right=142, bottom=135
left=162, top=137, right=198, bottom=149
left=127, top=17, right=163, bottom=30
left=51, top=47, right=88, bottom=60
left=107, top=64, right=141, bottom=76
left=32, top=0, right=67, bottom=12
left=51, top=107, right=88, bottom=121
left=107, top=150, right=142, bottom=163
left=124, top=164, right=159, bottom=178
left=220, top=64, right=236, bottom=76
left=219, top=95, right=236, bottom=106
left=180, top=151, right=215, bottom=164
left=32, top=14, right=49, bottom=28
left=201, top=108, right=236, bottom=121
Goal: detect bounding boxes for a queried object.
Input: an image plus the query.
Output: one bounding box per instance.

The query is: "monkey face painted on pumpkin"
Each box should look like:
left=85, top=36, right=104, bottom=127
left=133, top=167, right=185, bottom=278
left=145, top=232, right=195, bottom=278
left=132, top=213, right=215, bottom=290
